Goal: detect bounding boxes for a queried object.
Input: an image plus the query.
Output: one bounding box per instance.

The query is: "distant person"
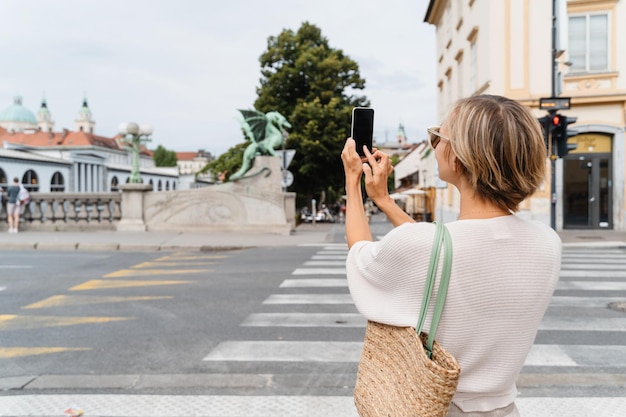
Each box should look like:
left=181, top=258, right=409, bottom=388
left=6, top=177, right=22, bottom=233
left=342, top=95, right=562, bottom=416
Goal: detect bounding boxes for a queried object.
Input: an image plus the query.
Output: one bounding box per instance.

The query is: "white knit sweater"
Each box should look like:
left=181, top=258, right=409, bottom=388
left=346, top=215, right=562, bottom=413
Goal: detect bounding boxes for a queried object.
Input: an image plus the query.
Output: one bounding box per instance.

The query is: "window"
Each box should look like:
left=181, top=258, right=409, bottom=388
left=469, top=42, right=477, bottom=93
left=22, top=170, right=39, bottom=192
left=0, top=168, right=7, bottom=189
left=455, top=50, right=464, bottom=99
left=568, top=13, right=608, bottom=72
left=50, top=171, right=65, bottom=192
left=467, top=26, right=479, bottom=94
left=111, top=176, right=119, bottom=192
left=157, top=180, right=162, bottom=191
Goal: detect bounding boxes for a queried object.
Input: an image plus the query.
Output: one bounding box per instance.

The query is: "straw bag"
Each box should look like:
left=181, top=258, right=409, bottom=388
left=354, top=221, right=460, bottom=417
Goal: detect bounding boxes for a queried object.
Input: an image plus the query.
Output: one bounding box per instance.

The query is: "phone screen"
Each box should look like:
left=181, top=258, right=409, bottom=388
left=351, top=107, right=374, bottom=157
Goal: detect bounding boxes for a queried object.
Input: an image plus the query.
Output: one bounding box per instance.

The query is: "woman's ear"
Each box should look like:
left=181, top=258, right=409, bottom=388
left=450, top=155, right=459, bottom=172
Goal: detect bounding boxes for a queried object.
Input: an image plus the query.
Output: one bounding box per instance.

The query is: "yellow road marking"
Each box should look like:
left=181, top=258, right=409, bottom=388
left=0, top=314, right=131, bottom=330
left=70, top=279, right=192, bottom=291
left=23, top=295, right=172, bottom=310
left=103, top=269, right=208, bottom=278
left=0, top=347, right=90, bottom=359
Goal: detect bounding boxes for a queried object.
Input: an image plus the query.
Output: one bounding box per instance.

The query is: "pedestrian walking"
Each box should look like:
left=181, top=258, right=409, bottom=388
left=341, top=95, right=562, bottom=416
left=6, top=177, right=22, bottom=233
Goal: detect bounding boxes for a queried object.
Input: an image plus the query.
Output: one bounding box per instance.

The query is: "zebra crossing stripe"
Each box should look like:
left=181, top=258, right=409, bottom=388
left=549, top=296, right=625, bottom=308
left=263, top=294, right=353, bottom=304
left=292, top=268, right=346, bottom=275
left=312, top=255, right=347, bottom=260
left=203, top=340, right=625, bottom=367
left=304, top=261, right=346, bottom=266
left=280, top=279, right=347, bottom=287
left=557, top=281, right=626, bottom=290
left=561, top=263, right=626, bottom=270
left=203, top=341, right=362, bottom=362
left=525, top=345, right=626, bottom=367
left=560, top=270, right=626, bottom=278
left=241, top=313, right=364, bottom=327
left=539, top=316, right=626, bottom=331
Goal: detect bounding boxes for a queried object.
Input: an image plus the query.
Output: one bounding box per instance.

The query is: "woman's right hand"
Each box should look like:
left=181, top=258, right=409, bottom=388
left=341, top=138, right=364, bottom=186
left=361, top=147, right=393, bottom=205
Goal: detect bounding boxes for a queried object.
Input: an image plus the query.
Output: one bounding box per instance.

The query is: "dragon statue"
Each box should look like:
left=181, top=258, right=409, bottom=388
left=229, top=109, right=292, bottom=181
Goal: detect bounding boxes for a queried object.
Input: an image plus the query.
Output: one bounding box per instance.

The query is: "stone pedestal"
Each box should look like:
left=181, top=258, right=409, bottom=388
left=141, top=156, right=295, bottom=234
left=116, top=183, right=153, bottom=231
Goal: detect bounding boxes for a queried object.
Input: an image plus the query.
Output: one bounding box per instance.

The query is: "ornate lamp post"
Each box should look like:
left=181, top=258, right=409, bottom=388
left=118, top=122, right=153, bottom=183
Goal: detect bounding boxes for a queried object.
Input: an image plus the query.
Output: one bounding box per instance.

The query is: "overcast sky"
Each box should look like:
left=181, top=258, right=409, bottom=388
left=0, top=0, right=436, bottom=157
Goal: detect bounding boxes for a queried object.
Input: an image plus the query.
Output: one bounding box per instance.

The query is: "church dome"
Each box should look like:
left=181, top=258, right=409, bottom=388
left=0, top=95, right=37, bottom=124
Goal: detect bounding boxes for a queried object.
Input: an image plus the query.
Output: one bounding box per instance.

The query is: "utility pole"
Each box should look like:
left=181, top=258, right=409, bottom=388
left=549, top=0, right=558, bottom=230
left=540, top=0, right=576, bottom=229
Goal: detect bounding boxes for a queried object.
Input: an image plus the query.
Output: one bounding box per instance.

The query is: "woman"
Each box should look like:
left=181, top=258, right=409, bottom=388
left=341, top=95, right=561, bottom=416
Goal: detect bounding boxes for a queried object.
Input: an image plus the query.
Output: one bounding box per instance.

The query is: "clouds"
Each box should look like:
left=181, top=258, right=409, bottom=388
left=0, top=0, right=435, bottom=155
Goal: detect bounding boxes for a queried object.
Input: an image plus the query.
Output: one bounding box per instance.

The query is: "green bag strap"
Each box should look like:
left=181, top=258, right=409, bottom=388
left=415, top=221, right=453, bottom=359
left=415, top=221, right=444, bottom=335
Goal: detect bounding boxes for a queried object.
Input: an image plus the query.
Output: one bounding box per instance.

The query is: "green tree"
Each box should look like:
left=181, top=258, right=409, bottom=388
left=254, top=22, right=369, bottom=206
left=198, top=142, right=247, bottom=181
left=152, top=145, right=178, bottom=167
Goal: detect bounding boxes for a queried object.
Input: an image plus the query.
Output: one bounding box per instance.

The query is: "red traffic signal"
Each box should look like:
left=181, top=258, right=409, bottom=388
left=551, top=115, right=561, bottom=126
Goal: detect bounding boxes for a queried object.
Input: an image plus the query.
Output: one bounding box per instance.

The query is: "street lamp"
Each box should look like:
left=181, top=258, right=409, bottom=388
left=118, top=122, right=153, bottom=184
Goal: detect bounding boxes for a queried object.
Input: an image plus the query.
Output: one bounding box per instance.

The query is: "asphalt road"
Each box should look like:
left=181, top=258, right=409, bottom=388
left=1, top=220, right=625, bottom=416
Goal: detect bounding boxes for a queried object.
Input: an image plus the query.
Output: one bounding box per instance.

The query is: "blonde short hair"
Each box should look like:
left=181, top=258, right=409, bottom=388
left=446, top=95, right=546, bottom=212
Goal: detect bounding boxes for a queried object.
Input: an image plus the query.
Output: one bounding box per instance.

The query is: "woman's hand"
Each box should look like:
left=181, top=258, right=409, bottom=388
left=362, top=147, right=393, bottom=204
left=341, top=138, right=373, bottom=246
left=341, top=138, right=365, bottom=185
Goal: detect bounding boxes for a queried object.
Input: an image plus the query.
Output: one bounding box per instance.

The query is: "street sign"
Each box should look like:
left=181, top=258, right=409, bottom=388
left=540, top=97, right=571, bottom=111
left=281, top=169, right=294, bottom=187
left=277, top=149, right=296, bottom=170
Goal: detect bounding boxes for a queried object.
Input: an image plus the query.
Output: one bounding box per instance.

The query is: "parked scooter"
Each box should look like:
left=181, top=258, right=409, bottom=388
left=300, top=207, right=313, bottom=223
left=315, top=205, right=335, bottom=223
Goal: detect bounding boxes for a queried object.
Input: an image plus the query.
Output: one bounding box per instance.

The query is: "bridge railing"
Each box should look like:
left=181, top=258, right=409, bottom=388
left=0, top=192, right=122, bottom=231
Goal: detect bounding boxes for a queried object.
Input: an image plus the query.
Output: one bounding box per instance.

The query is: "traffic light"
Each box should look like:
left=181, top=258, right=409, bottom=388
left=537, top=115, right=551, bottom=151
left=552, top=114, right=578, bottom=157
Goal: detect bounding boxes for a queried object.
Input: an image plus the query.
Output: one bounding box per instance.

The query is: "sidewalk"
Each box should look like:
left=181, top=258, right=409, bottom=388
left=0, top=220, right=624, bottom=251
left=0, top=222, right=339, bottom=252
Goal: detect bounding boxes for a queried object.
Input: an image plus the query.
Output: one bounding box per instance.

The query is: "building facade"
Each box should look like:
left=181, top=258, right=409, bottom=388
left=0, top=96, right=179, bottom=192
left=423, top=0, right=625, bottom=231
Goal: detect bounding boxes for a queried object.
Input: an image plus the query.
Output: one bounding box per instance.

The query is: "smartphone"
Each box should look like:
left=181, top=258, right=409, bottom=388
left=351, top=107, right=374, bottom=157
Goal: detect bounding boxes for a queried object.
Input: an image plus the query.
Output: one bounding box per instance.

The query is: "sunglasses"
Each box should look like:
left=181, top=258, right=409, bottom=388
left=427, top=126, right=450, bottom=149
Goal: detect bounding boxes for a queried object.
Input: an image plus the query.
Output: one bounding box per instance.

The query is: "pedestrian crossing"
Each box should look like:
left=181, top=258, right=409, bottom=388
left=201, top=244, right=626, bottom=416
left=204, top=245, right=626, bottom=367
left=1, top=245, right=625, bottom=417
